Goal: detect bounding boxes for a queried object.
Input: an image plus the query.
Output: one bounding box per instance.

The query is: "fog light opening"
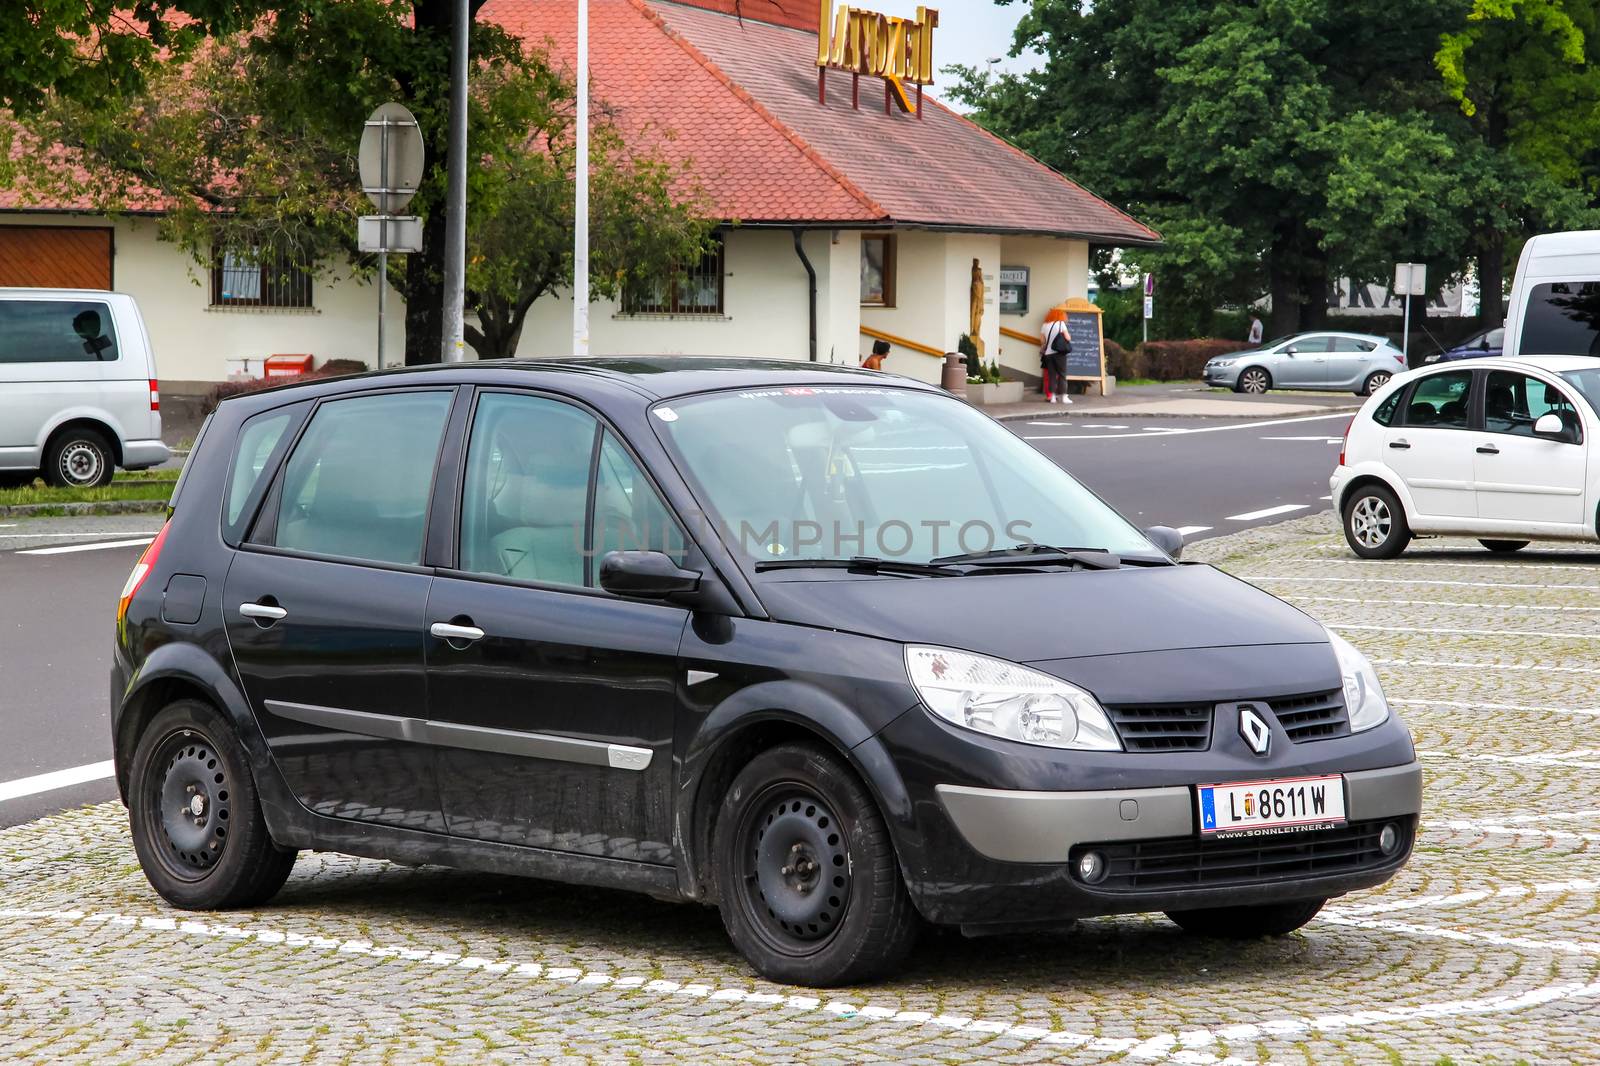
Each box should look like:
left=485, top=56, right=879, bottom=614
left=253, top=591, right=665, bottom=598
left=1076, top=850, right=1107, bottom=884
left=1378, top=822, right=1400, bottom=855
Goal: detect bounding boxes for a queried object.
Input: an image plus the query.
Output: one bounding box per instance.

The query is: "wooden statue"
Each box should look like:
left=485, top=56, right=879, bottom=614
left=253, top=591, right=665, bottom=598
left=968, top=258, right=985, bottom=360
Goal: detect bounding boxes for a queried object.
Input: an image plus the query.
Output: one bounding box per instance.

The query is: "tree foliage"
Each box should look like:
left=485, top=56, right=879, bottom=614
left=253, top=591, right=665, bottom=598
left=951, top=0, right=1600, bottom=333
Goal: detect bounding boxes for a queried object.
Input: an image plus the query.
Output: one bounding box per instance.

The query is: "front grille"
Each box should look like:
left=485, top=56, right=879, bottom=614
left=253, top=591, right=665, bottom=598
left=1104, top=703, right=1212, bottom=752
left=1072, top=818, right=1408, bottom=893
left=1269, top=689, right=1350, bottom=742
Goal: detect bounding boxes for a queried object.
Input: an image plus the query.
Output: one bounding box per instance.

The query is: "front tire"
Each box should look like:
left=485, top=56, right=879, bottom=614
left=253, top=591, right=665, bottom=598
left=127, top=700, right=297, bottom=910
left=1166, top=898, right=1325, bottom=938
left=43, top=427, right=114, bottom=488
left=1362, top=371, right=1392, bottom=396
left=1343, top=483, right=1411, bottom=559
left=1235, top=367, right=1271, bottom=394
left=713, top=743, right=919, bottom=986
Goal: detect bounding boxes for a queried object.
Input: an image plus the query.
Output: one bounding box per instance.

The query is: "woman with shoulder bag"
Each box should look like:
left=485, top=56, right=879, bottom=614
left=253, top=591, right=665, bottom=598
left=1039, top=310, right=1074, bottom=405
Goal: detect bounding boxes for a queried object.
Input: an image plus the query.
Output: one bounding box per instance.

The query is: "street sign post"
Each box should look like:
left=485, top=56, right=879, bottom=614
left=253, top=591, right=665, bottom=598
left=1142, top=273, right=1154, bottom=342
left=1394, top=262, right=1426, bottom=365
left=359, top=103, right=425, bottom=369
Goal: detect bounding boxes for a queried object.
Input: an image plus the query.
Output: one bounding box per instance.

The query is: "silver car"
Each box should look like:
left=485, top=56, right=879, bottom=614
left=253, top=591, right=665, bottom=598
left=1203, top=331, right=1409, bottom=396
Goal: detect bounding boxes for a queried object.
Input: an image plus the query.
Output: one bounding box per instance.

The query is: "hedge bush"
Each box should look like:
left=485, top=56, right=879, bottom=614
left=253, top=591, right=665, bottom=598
left=1131, top=338, right=1244, bottom=381
left=200, top=359, right=371, bottom=416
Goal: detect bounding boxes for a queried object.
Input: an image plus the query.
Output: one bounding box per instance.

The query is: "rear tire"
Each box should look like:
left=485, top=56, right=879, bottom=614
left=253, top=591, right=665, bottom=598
left=713, top=743, right=919, bottom=986
left=1166, top=898, right=1325, bottom=938
left=1235, top=367, right=1271, bottom=394
left=1343, top=483, right=1411, bottom=559
left=1362, top=371, right=1392, bottom=396
left=43, top=427, right=114, bottom=488
left=127, top=700, right=297, bottom=910
left=1479, top=539, right=1529, bottom=553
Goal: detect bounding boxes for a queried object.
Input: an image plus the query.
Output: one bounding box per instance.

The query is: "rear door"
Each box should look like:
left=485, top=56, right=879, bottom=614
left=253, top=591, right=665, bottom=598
left=222, top=388, right=456, bottom=832
left=1382, top=368, right=1477, bottom=518
left=1324, top=336, right=1377, bottom=390
left=1474, top=370, right=1588, bottom=525
left=422, top=390, right=687, bottom=862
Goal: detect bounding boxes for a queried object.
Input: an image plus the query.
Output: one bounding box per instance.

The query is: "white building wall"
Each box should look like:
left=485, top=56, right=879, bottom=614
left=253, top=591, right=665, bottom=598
left=0, top=214, right=403, bottom=391
left=993, top=235, right=1090, bottom=376
left=811, top=228, right=860, bottom=367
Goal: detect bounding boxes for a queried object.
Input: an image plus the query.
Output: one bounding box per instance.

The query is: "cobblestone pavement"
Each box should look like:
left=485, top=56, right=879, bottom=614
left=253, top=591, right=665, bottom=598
left=3, top=514, right=1596, bottom=1063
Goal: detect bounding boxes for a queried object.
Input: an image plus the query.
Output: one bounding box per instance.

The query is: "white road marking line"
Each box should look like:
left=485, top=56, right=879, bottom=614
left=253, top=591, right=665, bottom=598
left=1025, top=421, right=1071, bottom=426
left=1320, top=495, right=1333, bottom=500
left=17, top=537, right=153, bottom=556
left=1082, top=423, right=1129, bottom=429
left=1257, top=435, right=1342, bottom=442
left=1421, top=748, right=1600, bottom=771
left=0, top=761, right=116, bottom=803
left=1176, top=526, right=1212, bottom=537
left=1316, top=913, right=1600, bottom=959
left=1226, top=504, right=1308, bottom=522
left=1335, top=622, right=1600, bottom=641
left=1141, top=426, right=1182, bottom=433
left=1021, top=411, right=1353, bottom=441
left=1391, top=697, right=1600, bottom=719
left=1298, top=595, right=1600, bottom=613
left=0, top=532, right=162, bottom=538
left=1247, top=575, right=1600, bottom=592
left=1304, top=551, right=1600, bottom=571
left=1374, top=657, right=1600, bottom=676
left=1431, top=818, right=1600, bottom=840
left=1329, top=877, right=1600, bottom=918
left=1498, top=809, right=1600, bottom=825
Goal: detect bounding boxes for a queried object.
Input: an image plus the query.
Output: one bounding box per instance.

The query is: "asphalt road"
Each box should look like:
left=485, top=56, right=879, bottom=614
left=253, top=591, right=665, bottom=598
left=0, top=412, right=1348, bottom=828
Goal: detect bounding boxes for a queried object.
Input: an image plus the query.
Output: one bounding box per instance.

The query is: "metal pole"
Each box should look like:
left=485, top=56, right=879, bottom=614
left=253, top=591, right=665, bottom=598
left=441, top=0, right=469, bottom=362
left=377, top=249, right=387, bottom=369
left=572, top=0, right=590, bottom=358
left=1402, top=291, right=1411, bottom=367
left=377, top=118, right=388, bottom=370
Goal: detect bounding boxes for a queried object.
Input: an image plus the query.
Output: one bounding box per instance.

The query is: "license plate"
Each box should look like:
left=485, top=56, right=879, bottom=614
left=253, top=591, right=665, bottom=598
left=1196, top=774, right=1346, bottom=838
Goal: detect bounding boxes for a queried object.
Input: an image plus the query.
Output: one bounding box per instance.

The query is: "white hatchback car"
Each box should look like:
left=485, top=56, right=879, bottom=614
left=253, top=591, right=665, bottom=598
left=1331, top=355, right=1600, bottom=557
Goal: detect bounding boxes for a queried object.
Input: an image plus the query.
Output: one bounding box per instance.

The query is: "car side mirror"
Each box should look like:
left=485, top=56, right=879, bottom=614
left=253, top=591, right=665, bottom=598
left=599, top=550, right=702, bottom=600
left=1283, top=346, right=1298, bottom=356
left=1533, top=413, right=1576, bottom=443
left=1145, top=525, right=1185, bottom=560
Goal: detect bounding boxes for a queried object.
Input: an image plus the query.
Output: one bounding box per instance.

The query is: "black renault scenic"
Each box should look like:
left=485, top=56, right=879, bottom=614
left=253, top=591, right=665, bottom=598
left=112, top=359, right=1420, bottom=985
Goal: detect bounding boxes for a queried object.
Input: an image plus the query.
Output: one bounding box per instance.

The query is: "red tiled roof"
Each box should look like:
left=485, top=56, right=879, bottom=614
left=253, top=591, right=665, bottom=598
left=485, top=0, right=1158, bottom=242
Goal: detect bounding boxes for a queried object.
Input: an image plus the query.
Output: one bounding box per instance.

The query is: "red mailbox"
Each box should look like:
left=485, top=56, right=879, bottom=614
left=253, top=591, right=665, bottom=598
left=263, top=354, right=314, bottom=378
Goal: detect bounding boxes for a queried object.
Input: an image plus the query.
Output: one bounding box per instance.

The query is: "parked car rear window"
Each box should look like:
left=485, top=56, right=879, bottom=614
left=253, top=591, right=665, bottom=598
left=274, top=391, right=452, bottom=565
left=0, top=300, right=119, bottom=363
left=1519, top=282, right=1600, bottom=356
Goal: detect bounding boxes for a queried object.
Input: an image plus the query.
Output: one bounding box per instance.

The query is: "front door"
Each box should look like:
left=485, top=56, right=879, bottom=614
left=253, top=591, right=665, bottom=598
left=1383, top=369, right=1477, bottom=518
left=223, top=388, right=455, bottom=832
left=425, top=391, right=687, bottom=863
left=1474, top=370, right=1589, bottom=525
left=1276, top=335, right=1329, bottom=387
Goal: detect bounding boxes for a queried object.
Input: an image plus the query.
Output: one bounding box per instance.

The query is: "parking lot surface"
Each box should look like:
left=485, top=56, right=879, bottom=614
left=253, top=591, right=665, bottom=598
left=3, top=514, right=1597, bottom=1063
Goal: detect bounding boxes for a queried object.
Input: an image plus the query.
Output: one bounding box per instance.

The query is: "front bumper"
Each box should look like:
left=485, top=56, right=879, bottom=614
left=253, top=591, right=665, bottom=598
left=122, top=438, right=172, bottom=470
left=1203, top=364, right=1240, bottom=387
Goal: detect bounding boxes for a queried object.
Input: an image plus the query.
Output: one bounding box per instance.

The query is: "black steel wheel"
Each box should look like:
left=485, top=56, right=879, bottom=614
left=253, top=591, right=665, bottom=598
left=128, top=700, right=297, bottom=909
left=43, top=427, right=114, bottom=488
left=713, top=743, right=918, bottom=986
left=1166, top=897, right=1326, bottom=938
left=1236, top=367, right=1271, bottom=394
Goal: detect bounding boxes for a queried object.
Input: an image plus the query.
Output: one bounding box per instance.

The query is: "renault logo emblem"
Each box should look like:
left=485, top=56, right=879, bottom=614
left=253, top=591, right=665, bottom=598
left=1239, top=706, right=1271, bottom=756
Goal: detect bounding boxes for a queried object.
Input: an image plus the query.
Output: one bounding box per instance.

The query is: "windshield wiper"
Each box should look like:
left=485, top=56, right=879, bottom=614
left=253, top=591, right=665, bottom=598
left=930, top=544, right=1124, bottom=570
left=754, top=556, right=962, bottom=577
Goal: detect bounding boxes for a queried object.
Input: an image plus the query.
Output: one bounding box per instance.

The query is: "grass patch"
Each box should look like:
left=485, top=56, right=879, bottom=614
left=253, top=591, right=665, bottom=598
left=0, top=470, right=175, bottom=507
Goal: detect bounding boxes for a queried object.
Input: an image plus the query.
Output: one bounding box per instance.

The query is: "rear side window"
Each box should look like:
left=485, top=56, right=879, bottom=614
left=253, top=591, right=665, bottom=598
left=1330, top=337, right=1374, bottom=352
left=1402, top=370, right=1473, bottom=429
left=224, top=409, right=296, bottom=536
left=0, top=300, right=119, bottom=363
left=274, top=391, right=452, bottom=565
left=1519, top=282, right=1600, bottom=356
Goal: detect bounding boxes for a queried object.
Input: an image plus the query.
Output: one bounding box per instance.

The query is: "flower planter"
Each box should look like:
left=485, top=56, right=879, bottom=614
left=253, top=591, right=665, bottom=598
left=967, top=381, right=1024, bottom=406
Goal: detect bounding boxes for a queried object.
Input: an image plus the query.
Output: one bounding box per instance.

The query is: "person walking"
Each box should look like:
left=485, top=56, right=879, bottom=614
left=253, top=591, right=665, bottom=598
left=862, top=339, right=889, bottom=370
left=1040, top=309, right=1074, bottom=404
left=1247, top=314, right=1264, bottom=346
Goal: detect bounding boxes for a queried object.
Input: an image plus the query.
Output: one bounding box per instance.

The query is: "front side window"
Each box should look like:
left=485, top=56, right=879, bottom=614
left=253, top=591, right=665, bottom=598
left=1403, top=370, right=1473, bottom=429
left=860, top=234, right=896, bottom=306
left=594, top=431, right=685, bottom=564
left=653, top=386, right=1154, bottom=566
left=274, top=391, right=452, bottom=565
left=1519, top=282, right=1600, bottom=356
left=1286, top=335, right=1332, bottom=354
left=1484, top=371, right=1582, bottom=441
left=212, top=247, right=313, bottom=309
left=0, top=300, right=119, bottom=363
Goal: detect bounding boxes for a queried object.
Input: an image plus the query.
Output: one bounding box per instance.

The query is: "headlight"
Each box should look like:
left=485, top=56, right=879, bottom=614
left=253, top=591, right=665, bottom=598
left=1329, top=630, right=1390, bottom=732
left=904, top=646, right=1121, bottom=751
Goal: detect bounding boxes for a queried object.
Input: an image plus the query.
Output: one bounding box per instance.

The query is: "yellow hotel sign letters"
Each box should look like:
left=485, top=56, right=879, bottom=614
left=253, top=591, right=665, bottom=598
left=816, top=3, right=939, bottom=115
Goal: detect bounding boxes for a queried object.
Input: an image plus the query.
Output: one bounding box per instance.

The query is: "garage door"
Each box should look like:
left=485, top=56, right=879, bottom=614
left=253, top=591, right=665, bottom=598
left=0, top=226, right=113, bottom=289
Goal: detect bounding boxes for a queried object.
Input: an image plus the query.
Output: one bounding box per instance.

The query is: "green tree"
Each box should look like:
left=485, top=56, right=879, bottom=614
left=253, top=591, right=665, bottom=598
left=15, top=9, right=713, bottom=362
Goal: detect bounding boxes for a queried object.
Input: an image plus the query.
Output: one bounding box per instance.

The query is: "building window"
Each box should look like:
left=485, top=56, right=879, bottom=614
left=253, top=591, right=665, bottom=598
left=211, top=248, right=313, bottom=309
left=623, top=237, right=725, bottom=316
left=860, top=233, right=896, bottom=307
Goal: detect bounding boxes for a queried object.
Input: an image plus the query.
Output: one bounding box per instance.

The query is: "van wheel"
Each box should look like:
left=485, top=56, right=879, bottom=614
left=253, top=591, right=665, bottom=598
left=1343, top=484, right=1410, bottom=559
left=127, top=700, right=297, bottom=910
left=44, top=428, right=114, bottom=488
left=1166, top=898, right=1325, bottom=938
left=1479, top=539, right=1529, bottom=553
left=1235, top=367, right=1271, bottom=394
left=713, top=743, right=919, bottom=986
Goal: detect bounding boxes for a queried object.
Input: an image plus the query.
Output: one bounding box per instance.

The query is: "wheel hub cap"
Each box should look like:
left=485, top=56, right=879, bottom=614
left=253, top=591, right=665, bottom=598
left=750, top=796, right=849, bottom=943
left=1352, top=498, right=1391, bottom=548
left=60, top=443, right=101, bottom=484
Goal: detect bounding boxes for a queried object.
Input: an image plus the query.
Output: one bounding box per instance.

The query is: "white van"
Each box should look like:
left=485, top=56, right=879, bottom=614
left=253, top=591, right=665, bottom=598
left=1504, top=230, right=1600, bottom=359
left=0, top=289, right=169, bottom=488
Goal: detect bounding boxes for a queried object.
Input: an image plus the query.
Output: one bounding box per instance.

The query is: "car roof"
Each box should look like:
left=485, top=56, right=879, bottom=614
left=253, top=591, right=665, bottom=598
left=223, top=356, right=942, bottom=408
left=1414, top=354, right=1600, bottom=374
left=0, top=287, right=133, bottom=300
left=1287, top=331, right=1390, bottom=343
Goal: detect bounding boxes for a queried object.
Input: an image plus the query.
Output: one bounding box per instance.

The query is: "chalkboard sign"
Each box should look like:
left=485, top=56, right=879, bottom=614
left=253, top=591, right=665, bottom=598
left=1062, top=312, right=1103, bottom=379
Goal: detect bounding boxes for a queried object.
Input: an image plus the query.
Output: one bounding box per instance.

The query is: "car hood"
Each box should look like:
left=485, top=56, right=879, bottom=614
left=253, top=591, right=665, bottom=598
left=1208, top=347, right=1265, bottom=363
left=755, top=563, right=1328, bottom=662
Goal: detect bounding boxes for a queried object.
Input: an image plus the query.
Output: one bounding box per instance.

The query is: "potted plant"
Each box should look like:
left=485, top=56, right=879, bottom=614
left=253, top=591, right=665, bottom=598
left=966, top=359, right=1023, bottom=405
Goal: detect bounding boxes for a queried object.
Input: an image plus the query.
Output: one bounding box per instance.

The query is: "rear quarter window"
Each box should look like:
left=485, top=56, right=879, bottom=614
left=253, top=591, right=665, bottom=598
left=1371, top=386, right=1404, bottom=426
left=0, top=299, right=120, bottom=363
left=224, top=408, right=299, bottom=539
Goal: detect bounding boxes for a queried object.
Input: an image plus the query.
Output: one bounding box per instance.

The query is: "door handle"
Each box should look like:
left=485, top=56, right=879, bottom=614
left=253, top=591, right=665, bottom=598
left=239, top=602, right=287, bottom=622
left=1388, top=440, right=1410, bottom=450
left=1477, top=444, right=1500, bottom=455
left=430, top=621, right=486, bottom=643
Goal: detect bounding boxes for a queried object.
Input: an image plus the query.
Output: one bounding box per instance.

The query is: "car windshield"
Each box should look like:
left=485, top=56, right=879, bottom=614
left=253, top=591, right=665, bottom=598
left=1559, top=367, right=1600, bottom=413
left=651, top=385, right=1155, bottom=567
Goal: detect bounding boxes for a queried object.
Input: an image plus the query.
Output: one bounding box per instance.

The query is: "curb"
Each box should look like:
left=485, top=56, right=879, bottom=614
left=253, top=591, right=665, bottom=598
left=0, top=499, right=168, bottom=518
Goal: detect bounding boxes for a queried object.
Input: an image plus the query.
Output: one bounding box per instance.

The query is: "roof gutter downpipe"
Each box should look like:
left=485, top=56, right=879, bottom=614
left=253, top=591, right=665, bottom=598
left=793, top=228, right=818, bottom=361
